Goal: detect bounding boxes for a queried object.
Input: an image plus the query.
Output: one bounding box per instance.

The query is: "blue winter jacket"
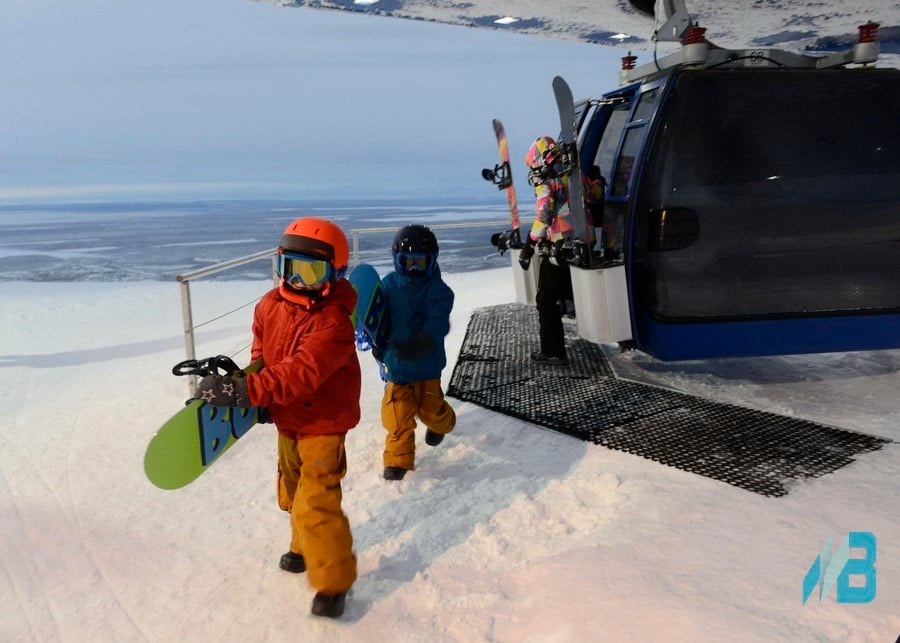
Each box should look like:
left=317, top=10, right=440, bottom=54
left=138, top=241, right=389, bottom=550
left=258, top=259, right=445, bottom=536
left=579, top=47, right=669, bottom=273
left=381, top=266, right=454, bottom=384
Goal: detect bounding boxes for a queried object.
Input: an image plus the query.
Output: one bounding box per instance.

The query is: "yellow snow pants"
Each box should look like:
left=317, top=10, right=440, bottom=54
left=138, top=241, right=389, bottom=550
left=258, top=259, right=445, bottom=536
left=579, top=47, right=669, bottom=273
left=380, top=379, right=456, bottom=470
left=277, top=433, right=356, bottom=594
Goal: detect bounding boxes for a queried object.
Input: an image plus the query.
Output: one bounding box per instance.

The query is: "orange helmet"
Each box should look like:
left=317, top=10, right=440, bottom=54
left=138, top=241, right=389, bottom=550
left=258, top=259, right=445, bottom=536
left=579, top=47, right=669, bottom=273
left=277, top=217, right=349, bottom=306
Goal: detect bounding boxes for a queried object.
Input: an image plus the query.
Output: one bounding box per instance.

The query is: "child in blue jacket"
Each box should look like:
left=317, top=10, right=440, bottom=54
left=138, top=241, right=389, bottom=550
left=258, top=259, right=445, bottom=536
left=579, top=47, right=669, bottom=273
left=379, top=224, right=456, bottom=481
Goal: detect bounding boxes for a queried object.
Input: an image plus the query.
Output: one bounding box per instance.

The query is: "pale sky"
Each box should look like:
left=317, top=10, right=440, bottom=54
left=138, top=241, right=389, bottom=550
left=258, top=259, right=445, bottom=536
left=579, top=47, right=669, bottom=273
left=0, top=0, right=624, bottom=204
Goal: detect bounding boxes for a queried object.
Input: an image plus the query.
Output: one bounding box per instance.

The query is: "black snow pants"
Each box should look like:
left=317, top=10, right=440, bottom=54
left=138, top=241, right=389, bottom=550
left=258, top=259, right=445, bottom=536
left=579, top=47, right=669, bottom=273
left=535, top=253, right=572, bottom=359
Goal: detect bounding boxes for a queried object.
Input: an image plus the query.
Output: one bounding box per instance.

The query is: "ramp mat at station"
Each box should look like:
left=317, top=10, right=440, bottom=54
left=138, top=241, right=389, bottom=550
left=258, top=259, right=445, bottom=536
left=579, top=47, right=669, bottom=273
left=446, top=304, right=891, bottom=497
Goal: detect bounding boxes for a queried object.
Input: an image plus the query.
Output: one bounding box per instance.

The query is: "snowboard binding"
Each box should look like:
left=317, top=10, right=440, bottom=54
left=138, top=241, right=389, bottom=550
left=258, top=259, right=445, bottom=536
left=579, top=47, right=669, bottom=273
left=481, top=161, right=513, bottom=190
left=557, top=142, right=578, bottom=177
left=550, top=239, right=592, bottom=269
left=172, top=355, right=245, bottom=378
left=490, top=228, right=523, bottom=255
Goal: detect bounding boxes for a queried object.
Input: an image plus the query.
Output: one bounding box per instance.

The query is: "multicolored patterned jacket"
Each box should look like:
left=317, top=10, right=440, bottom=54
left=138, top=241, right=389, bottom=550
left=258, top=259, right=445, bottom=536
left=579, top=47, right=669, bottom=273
left=527, top=176, right=572, bottom=243
left=528, top=174, right=605, bottom=244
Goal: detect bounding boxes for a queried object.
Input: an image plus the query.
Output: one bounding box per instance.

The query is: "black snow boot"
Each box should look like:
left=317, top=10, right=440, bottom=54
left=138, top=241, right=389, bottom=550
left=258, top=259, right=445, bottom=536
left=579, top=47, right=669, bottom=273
left=425, top=429, right=444, bottom=446
left=530, top=351, right=568, bottom=366
left=311, top=591, right=347, bottom=619
left=383, top=466, right=407, bottom=481
left=279, top=551, right=306, bottom=573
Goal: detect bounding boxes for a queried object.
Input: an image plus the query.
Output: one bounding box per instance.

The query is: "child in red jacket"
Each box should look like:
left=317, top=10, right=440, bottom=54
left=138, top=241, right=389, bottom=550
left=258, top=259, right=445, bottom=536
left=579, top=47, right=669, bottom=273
left=199, top=217, right=360, bottom=619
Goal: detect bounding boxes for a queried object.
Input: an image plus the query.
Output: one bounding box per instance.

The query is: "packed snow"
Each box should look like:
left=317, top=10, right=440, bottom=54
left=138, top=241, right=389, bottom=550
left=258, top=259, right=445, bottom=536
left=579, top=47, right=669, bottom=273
left=258, top=0, right=900, bottom=56
left=1, top=268, right=898, bottom=641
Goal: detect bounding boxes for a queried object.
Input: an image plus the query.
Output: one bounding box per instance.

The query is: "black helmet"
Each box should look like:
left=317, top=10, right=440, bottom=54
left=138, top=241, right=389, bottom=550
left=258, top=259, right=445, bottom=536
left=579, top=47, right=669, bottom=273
left=392, top=224, right=438, bottom=276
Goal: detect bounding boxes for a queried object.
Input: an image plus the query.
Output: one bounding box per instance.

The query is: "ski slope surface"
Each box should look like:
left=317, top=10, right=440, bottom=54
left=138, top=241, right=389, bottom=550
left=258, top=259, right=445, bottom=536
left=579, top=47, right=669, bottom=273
left=257, top=0, right=900, bottom=61
left=1, top=268, right=898, bottom=641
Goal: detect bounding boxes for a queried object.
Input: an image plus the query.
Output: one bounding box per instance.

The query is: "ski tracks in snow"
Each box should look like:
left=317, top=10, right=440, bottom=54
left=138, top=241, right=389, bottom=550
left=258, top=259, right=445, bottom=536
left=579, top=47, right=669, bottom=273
left=0, top=431, right=64, bottom=641
left=0, top=419, right=151, bottom=641
left=65, top=376, right=153, bottom=642
left=0, top=345, right=151, bottom=640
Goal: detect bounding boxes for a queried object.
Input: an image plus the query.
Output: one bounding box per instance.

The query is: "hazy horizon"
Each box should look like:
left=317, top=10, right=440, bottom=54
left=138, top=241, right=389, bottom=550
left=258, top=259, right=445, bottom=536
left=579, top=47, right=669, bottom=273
left=2, top=0, right=624, bottom=206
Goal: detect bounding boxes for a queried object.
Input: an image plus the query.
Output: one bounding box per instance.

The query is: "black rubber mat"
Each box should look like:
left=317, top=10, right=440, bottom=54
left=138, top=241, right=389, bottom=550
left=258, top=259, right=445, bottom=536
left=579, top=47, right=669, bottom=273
left=447, top=304, right=892, bottom=497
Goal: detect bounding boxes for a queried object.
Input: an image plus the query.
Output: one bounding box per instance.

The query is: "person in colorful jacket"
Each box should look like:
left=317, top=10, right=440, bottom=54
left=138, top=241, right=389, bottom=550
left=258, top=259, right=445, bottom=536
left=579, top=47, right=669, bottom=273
left=377, top=224, right=456, bottom=481
left=197, top=217, right=359, bottom=620
left=518, top=135, right=578, bottom=365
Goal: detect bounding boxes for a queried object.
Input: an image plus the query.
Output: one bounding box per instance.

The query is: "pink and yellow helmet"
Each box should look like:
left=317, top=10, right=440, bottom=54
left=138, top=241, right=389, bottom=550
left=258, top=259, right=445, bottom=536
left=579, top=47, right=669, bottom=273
left=524, top=135, right=561, bottom=170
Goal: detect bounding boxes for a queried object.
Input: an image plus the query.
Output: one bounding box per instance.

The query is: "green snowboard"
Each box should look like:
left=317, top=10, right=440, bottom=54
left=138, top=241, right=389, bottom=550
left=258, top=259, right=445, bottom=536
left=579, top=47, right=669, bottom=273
left=146, top=267, right=387, bottom=490
left=144, top=357, right=263, bottom=489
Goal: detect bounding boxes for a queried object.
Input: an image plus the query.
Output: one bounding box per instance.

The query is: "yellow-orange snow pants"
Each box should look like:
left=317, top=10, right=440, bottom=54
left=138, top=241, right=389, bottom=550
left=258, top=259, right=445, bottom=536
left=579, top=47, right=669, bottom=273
left=277, top=433, right=356, bottom=594
left=380, top=379, right=456, bottom=470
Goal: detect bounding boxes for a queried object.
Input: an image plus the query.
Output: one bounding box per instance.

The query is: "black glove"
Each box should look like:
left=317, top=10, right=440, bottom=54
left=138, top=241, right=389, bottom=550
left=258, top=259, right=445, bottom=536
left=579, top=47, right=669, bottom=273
left=197, top=373, right=250, bottom=407
left=411, top=330, right=434, bottom=353
left=393, top=331, right=434, bottom=361
left=518, top=242, right=535, bottom=271
left=257, top=407, right=272, bottom=424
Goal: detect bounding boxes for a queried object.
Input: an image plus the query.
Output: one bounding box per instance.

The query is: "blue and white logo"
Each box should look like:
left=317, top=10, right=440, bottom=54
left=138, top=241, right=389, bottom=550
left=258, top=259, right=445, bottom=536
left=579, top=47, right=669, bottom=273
left=802, top=532, right=877, bottom=605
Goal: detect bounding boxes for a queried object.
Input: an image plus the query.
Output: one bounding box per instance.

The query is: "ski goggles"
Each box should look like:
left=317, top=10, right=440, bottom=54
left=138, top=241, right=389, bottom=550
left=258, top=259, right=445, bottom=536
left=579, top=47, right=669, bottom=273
left=277, top=251, right=333, bottom=288
left=396, top=252, right=433, bottom=274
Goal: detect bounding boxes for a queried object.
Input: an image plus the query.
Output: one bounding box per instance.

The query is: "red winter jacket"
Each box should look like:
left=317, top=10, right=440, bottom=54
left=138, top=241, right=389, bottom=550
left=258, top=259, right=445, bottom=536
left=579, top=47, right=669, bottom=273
left=245, top=279, right=361, bottom=438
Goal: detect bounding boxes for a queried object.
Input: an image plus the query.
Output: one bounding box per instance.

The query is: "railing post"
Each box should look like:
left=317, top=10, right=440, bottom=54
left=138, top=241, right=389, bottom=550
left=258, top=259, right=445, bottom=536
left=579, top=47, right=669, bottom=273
left=178, top=278, right=198, bottom=395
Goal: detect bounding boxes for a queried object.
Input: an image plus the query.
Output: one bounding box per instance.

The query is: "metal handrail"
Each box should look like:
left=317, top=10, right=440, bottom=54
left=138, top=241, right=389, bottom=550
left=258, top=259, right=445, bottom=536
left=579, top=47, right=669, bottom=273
left=349, top=220, right=506, bottom=264
left=177, top=249, right=279, bottom=393
left=175, top=247, right=278, bottom=283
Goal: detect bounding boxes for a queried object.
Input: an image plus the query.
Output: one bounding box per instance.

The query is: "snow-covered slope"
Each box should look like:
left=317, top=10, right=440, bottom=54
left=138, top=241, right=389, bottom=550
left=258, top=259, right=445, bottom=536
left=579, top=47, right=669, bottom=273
left=255, top=0, right=900, bottom=54
left=1, top=271, right=897, bottom=641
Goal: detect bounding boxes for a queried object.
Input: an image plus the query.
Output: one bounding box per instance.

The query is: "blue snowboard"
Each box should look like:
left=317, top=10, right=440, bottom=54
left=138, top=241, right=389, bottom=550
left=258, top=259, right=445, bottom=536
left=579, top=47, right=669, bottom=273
left=349, top=263, right=390, bottom=380
left=349, top=263, right=389, bottom=351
